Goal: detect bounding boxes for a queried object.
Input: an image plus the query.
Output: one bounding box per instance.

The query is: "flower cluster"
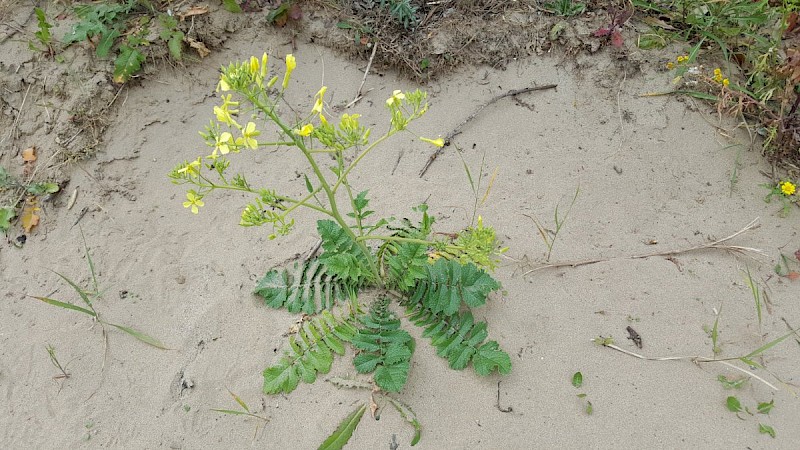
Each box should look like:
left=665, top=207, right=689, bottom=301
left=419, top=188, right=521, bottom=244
left=666, top=54, right=689, bottom=70
left=712, top=68, right=730, bottom=87
left=170, top=54, right=444, bottom=237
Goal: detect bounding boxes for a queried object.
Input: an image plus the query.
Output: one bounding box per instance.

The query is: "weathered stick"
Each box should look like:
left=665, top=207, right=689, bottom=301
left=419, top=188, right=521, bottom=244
left=419, top=84, right=557, bottom=177
left=521, top=218, right=764, bottom=276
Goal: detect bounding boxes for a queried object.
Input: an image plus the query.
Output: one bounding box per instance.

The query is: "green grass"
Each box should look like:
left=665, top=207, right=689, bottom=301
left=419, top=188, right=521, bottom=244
left=32, top=231, right=167, bottom=358
left=634, top=0, right=800, bottom=167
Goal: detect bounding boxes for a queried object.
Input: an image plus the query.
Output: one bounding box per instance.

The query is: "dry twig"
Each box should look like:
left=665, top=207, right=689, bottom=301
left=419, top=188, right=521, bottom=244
left=521, top=218, right=765, bottom=276
left=419, top=84, right=557, bottom=177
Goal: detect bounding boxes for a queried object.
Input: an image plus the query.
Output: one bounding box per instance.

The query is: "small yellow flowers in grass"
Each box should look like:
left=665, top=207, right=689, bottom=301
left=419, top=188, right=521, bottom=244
left=722, top=78, right=730, bottom=87
left=420, top=137, right=445, bottom=148
left=666, top=61, right=675, bottom=70
left=236, top=122, right=260, bottom=149
left=293, top=124, right=314, bottom=137
left=386, top=89, right=405, bottom=107
left=781, top=181, right=796, bottom=196
left=183, top=191, right=204, bottom=214
left=282, top=54, right=296, bottom=90
left=677, top=55, right=688, bottom=63
left=713, top=68, right=724, bottom=83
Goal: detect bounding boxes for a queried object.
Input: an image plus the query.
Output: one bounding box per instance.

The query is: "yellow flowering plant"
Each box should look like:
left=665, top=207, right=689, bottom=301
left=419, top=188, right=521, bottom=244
left=763, top=179, right=798, bottom=217
left=168, top=54, right=510, bottom=447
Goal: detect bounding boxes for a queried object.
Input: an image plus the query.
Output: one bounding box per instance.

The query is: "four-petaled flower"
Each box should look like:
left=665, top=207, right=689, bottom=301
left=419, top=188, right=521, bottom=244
left=293, top=124, right=314, bottom=137
left=420, top=137, right=445, bottom=148
left=781, top=181, right=796, bottom=196
left=386, top=89, right=405, bottom=107
left=282, top=54, right=296, bottom=90
left=216, top=132, right=234, bottom=154
left=216, top=76, right=230, bottom=92
left=214, top=105, right=239, bottom=128
left=183, top=190, right=205, bottom=214
left=236, top=122, right=260, bottom=149
left=722, top=78, right=730, bottom=87
left=177, top=158, right=202, bottom=176
left=676, top=55, right=688, bottom=63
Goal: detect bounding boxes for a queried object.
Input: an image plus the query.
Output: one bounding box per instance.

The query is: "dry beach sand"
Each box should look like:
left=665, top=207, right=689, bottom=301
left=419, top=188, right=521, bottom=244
left=1, top=5, right=800, bottom=449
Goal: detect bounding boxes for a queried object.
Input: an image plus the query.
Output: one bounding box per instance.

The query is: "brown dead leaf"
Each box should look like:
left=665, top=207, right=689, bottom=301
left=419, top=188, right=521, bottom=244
left=185, top=37, right=210, bottom=58
left=179, top=5, right=209, bottom=21
left=787, top=271, right=800, bottom=281
left=21, top=197, right=40, bottom=233
left=22, top=146, right=36, bottom=162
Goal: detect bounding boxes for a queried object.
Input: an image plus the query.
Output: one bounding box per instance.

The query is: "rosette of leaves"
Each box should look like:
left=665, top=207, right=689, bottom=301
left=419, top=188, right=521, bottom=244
left=257, top=204, right=511, bottom=396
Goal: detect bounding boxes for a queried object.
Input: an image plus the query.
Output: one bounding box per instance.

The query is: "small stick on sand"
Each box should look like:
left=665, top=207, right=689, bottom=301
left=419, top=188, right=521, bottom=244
left=594, top=339, right=780, bottom=391
left=418, top=84, right=557, bottom=177
left=345, top=42, right=379, bottom=109
left=521, top=218, right=765, bottom=276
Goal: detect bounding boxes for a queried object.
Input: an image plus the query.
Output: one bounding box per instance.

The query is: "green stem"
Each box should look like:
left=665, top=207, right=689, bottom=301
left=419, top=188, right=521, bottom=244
left=195, top=180, right=332, bottom=216
left=331, top=132, right=393, bottom=194
left=357, top=235, right=433, bottom=246
left=248, top=93, right=382, bottom=283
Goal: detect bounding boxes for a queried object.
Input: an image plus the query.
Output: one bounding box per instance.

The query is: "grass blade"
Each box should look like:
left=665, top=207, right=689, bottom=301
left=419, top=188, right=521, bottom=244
left=319, top=403, right=367, bottom=450
left=386, top=397, right=422, bottom=446
left=211, top=409, right=250, bottom=416
left=228, top=389, right=251, bottom=413
left=31, top=296, right=96, bottom=317
left=479, top=167, right=498, bottom=207
left=711, top=304, right=722, bottom=354
left=743, top=266, right=761, bottom=328
left=80, top=228, right=99, bottom=293
left=54, top=271, right=94, bottom=308
left=107, top=322, right=168, bottom=349
left=743, top=329, right=797, bottom=359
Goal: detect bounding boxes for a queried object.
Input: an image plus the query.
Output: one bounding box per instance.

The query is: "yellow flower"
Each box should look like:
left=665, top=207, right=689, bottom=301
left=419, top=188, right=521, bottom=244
left=722, top=78, right=729, bottom=87
left=666, top=62, right=675, bottom=70
left=216, top=76, right=230, bottom=92
left=713, top=68, right=723, bottom=83
left=214, top=105, right=239, bottom=128
left=177, top=158, right=202, bottom=176
left=282, top=54, right=296, bottom=90
left=260, top=52, right=268, bottom=79
left=312, top=86, right=327, bottom=114
left=386, top=89, right=405, bottom=107
left=183, top=191, right=205, bottom=214
left=249, top=56, right=259, bottom=75
left=319, top=113, right=328, bottom=126
left=420, top=136, right=445, bottom=148
left=236, top=122, right=260, bottom=149
left=677, top=55, right=688, bottom=63
left=781, top=181, right=796, bottom=196
left=216, top=132, right=234, bottom=154
left=293, top=124, right=314, bottom=137
left=220, top=94, right=239, bottom=110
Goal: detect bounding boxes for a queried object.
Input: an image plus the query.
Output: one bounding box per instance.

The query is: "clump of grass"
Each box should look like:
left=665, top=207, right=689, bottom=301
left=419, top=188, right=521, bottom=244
left=31, top=231, right=167, bottom=366
left=212, top=390, right=270, bottom=440
left=46, top=344, right=70, bottom=380
left=524, top=186, right=579, bottom=262
left=636, top=0, right=800, bottom=169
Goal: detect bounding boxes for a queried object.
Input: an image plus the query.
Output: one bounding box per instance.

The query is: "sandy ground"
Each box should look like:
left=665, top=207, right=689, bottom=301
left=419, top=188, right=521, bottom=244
left=2, top=7, right=800, bottom=450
